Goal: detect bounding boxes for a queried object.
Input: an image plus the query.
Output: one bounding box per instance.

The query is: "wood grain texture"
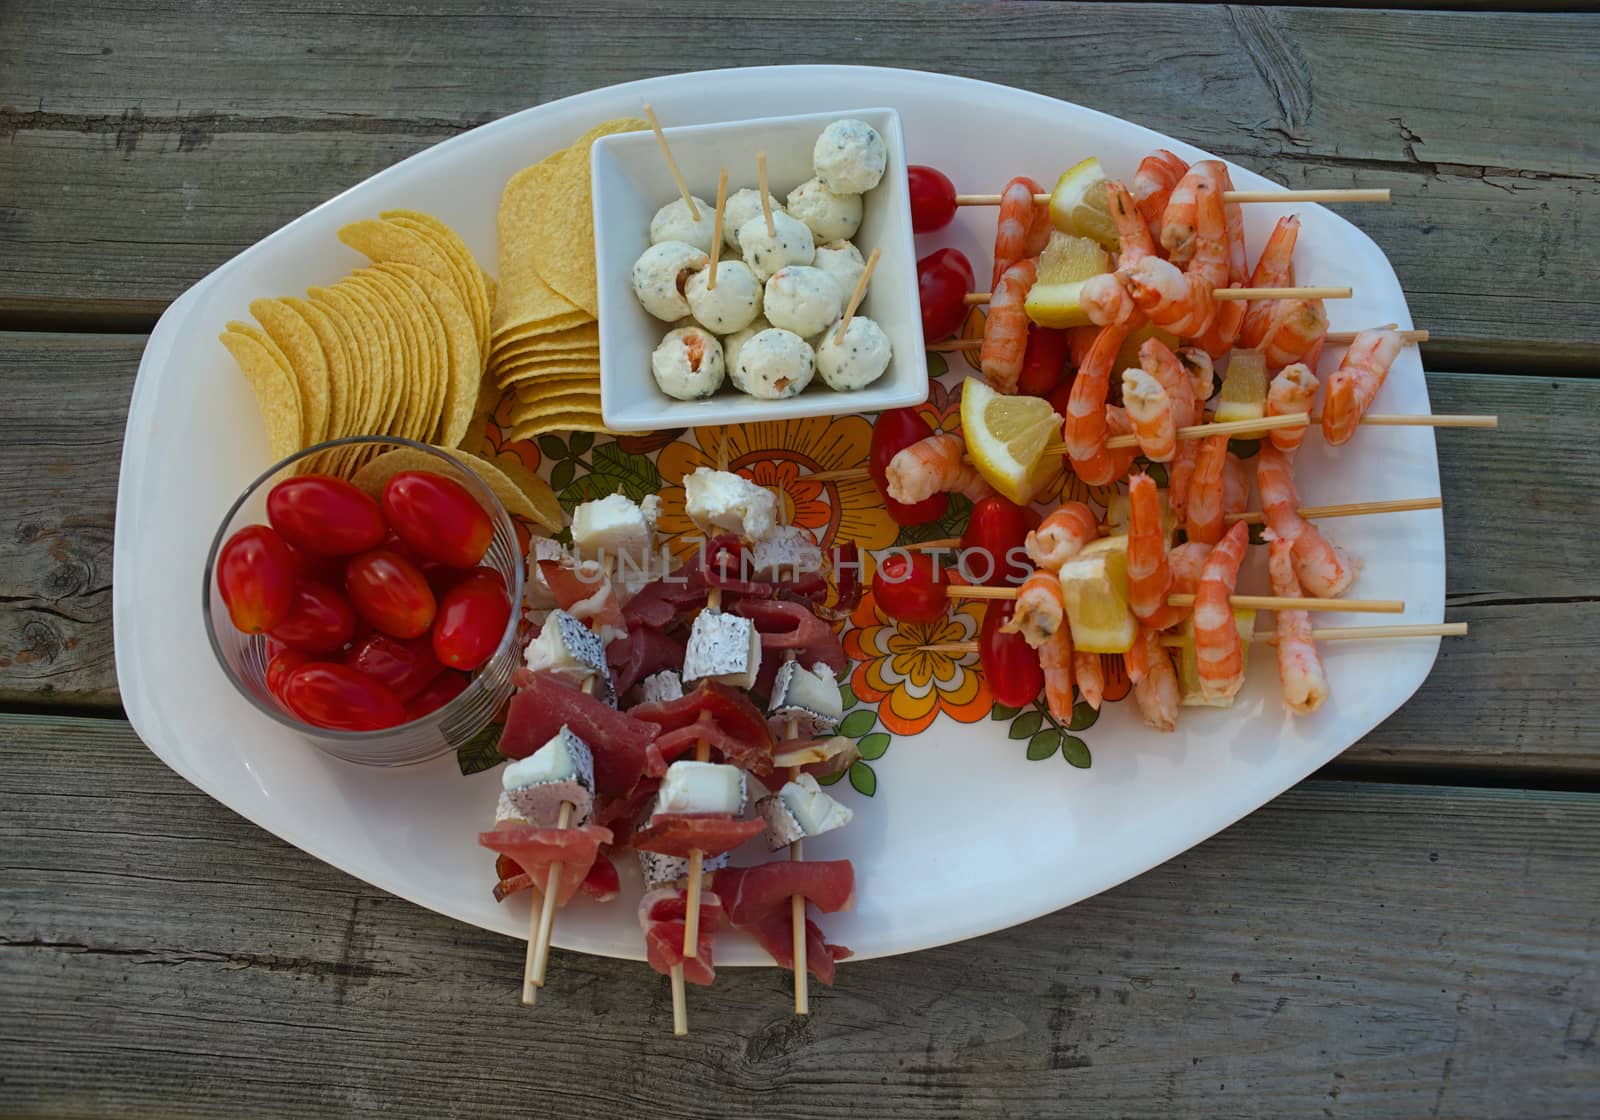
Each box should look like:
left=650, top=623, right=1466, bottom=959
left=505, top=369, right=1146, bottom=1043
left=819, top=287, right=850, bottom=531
left=1, top=3, right=1596, bottom=358
left=1, top=713, right=1595, bottom=1119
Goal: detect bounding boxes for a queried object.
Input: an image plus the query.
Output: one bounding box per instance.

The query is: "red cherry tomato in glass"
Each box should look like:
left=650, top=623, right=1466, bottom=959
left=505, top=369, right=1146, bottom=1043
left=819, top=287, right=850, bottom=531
left=908, top=165, right=958, bottom=233
left=1016, top=325, right=1074, bottom=398
left=266, top=475, right=386, bottom=556
left=343, top=632, right=443, bottom=702
left=266, top=649, right=311, bottom=700
left=923, top=247, right=976, bottom=291
left=979, top=601, right=1045, bottom=709
left=268, top=579, right=357, bottom=654
left=872, top=551, right=948, bottom=625
left=404, top=670, right=471, bottom=721
left=216, top=525, right=296, bottom=634
left=345, top=549, right=437, bottom=639
left=381, top=471, right=493, bottom=569
left=432, top=569, right=511, bottom=671
left=961, top=496, right=1034, bottom=587
left=282, top=663, right=406, bottom=732
left=870, top=407, right=949, bottom=526
left=918, top=249, right=974, bottom=343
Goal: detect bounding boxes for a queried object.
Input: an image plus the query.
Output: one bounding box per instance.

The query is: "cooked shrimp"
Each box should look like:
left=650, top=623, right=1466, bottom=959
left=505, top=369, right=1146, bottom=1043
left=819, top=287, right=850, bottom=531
left=1194, top=520, right=1250, bottom=703
left=1167, top=438, right=1198, bottom=522
left=1074, top=650, right=1105, bottom=711
left=1255, top=444, right=1360, bottom=598
left=1109, top=180, right=1156, bottom=266
left=1266, top=363, right=1320, bottom=454
left=1122, top=369, right=1177, bottom=462
left=1025, top=502, right=1100, bottom=571
left=1159, top=164, right=1206, bottom=264
left=1322, top=328, right=1404, bottom=446
left=1126, top=625, right=1179, bottom=732
left=886, top=434, right=998, bottom=505
left=1240, top=216, right=1299, bottom=348
left=980, top=257, right=1038, bottom=393
left=1139, top=338, right=1198, bottom=426
left=1133, top=149, right=1188, bottom=242
left=1103, top=405, right=1140, bottom=485
left=1184, top=434, right=1230, bottom=545
left=1168, top=540, right=1211, bottom=596
left=1177, top=346, right=1215, bottom=402
left=1259, top=298, right=1328, bottom=371
left=1080, top=181, right=1155, bottom=327
left=992, top=176, right=1049, bottom=287
left=1117, top=256, right=1215, bottom=339
left=1039, top=627, right=1076, bottom=724
left=1223, top=452, right=1250, bottom=519
left=1193, top=286, right=1246, bottom=358
left=1001, top=570, right=1066, bottom=649
left=1127, top=472, right=1186, bottom=629
left=1214, top=163, right=1249, bottom=285
left=1081, top=273, right=1139, bottom=328
left=1062, top=321, right=1130, bottom=472
left=1186, top=168, right=1230, bottom=289
left=1266, top=531, right=1329, bottom=715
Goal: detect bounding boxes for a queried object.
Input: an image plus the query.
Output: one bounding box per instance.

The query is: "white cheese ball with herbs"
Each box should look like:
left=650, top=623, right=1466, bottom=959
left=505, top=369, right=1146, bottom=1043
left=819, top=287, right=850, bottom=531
left=739, top=210, right=814, bottom=282
left=734, top=327, right=814, bottom=400
left=723, top=189, right=784, bottom=251
left=723, top=316, right=771, bottom=391
left=815, top=315, right=892, bottom=391
left=652, top=326, right=725, bottom=401
left=812, top=240, right=866, bottom=314
left=649, top=196, right=718, bottom=256
left=764, top=265, right=843, bottom=339
left=685, top=260, right=763, bottom=334
left=813, top=118, right=887, bottom=194
left=786, top=177, right=863, bottom=244
left=631, top=241, right=711, bottom=322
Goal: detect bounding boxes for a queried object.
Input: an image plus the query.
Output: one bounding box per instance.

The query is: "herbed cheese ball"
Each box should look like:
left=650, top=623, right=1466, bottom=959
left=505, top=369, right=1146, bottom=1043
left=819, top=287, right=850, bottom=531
left=723, top=189, right=785, bottom=251
left=815, top=315, right=892, bottom=391
left=632, top=241, right=711, bottom=321
left=764, top=265, right=843, bottom=339
left=652, top=326, right=725, bottom=401
left=785, top=177, right=863, bottom=243
left=812, top=240, right=866, bottom=314
left=685, top=260, right=763, bottom=334
left=733, top=327, right=814, bottom=400
left=813, top=118, right=887, bottom=194
left=739, top=210, right=814, bottom=282
left=650, top=196, right=718, bottom=256
left=723, top=316, right=771, bottom=390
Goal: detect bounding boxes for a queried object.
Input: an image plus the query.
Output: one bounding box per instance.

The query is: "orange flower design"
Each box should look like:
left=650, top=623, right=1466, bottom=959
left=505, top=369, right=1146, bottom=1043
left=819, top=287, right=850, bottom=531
left=843, top=587, right=992, bottom=736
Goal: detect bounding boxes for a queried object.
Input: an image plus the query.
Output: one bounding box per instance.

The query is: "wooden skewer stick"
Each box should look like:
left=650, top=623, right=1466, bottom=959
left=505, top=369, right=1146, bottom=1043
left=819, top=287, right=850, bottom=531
left=928, top=327, right=1430, bottom=351
left=922, top=621, right=1464, bottom=656
left=833, top=247, right=881, bottom=345
left=678, top=571, right=723, bottom=960
left=1226, top=495, right=1441, bottom=526
left=642, top=104, right=699, bottom=221
left=963, top=286, right=1350, bottom=306
left=942, top=584, right=1405, bottom=614
left=707, top=169, right=728, bottom=293
left=757, top=152, right=777, bottom=238
left=1104, top=412, right=1306, bottom=450
left=954, top=188, right=1391, bottom=206
left=777, top=651, right=809, bottom=1017
left=523, top=799, right=574, bottom=1004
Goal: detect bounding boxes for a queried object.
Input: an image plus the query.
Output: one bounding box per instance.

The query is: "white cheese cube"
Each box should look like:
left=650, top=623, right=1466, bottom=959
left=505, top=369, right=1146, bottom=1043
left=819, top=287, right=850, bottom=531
left=656, top=760, right=746, bottom=816
left=780, top=773, right=852, bottom=836
left=494, top=791, right=528, bottom=826
left=523, top=609, right=614, bottom=703
left=768, top=660, right=844, bottom=736
left=683, top=608, right=761, bottom=689
left=571, top=493, right=653, bottom=561
left=683, top=467, right=778, bottom=542
left=639, top=494, right=662, bottom=535
left=747, top=524, right=823, bottom=581
left=638, top=669, right=684, bottom=704
left=501, top=726, right=595, bottom=827
left=638, top=848, right=729, bottom=890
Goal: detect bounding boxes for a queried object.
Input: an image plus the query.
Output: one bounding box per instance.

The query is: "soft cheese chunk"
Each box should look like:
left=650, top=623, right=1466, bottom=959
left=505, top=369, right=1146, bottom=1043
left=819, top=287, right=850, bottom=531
left=523, top=609, right=613, bottom=702
left=656, top=760, right=747, bottom=816
left=500, top=725, right=596, bottom=827
left=571, top=493, right=653, bottom=561
left=768, top=659, right=843, bottom=736
left=683, top=467, right=777, bottom=542
left=637, top=669, right=684, bottom=704
left=683, top=608, right=761, bottom=689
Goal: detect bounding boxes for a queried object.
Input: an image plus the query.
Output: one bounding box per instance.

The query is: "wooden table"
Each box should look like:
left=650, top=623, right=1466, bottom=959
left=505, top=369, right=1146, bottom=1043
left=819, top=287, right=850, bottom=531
left=3, top=4, right=1596, bottom=1116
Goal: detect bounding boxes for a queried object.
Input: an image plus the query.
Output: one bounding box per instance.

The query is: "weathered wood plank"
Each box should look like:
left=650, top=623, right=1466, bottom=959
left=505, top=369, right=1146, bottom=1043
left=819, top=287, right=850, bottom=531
left=1, top=714, right=1595, bottom=1119
left=0, top=3, right=1595, bottom=358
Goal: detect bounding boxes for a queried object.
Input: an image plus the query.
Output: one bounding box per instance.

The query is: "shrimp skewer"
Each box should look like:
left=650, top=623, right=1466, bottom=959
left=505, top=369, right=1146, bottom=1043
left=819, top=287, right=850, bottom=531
left=1140, top=338, right=1199, bottom=426
left=992, top=176, right=1049, bottom=288
left=1266, top=364, right=1320, bottom=454
left=1127, top=472, right=1186, bottom=630
left=1240, top=216, right=1299, bottom=348
left=1133, top=149, right=1188, bottom=243
left=1062, top=321, right=1131, bottom=481
left=980, top=257, right=1037, bottom=393
left=1159, top=164, right=1206, bottom=264
left=1074, top=650, right=1105, bottom=711
left=886, top=434, right=998, bottom=505
left=1322, top=328, right=1404, bottom=445
left=1177, top=346, right=1215, bottom=403
left=1122, top=368, right=1178, bottom=462
left=1186, top=169, right=1231, bottom=289
left=1082, top=181, right=1153, bottom=326
left=1194, top=521, right=1251, bottom=703
left=1001, top=570, right=1067, bottom=649
left=1214, top=163, right=1249, bottom=285
left=1259, top=298, right=1328, bottom=371
left=1039, top=627, right=1077, bottom=724
left=1184, top=434, right=1230, bottom=545
left=1266, top=532, right=1329, bottom=714
left=1117, top=256, right=1216, bottom=338
left=1255, top=444, right=1361, bottom=598
left=1223, top=452, right=1250, bottom=520
left=1025, top=502, right=1100, bottom=572
left=1126, top=625, right=1180, bottom=732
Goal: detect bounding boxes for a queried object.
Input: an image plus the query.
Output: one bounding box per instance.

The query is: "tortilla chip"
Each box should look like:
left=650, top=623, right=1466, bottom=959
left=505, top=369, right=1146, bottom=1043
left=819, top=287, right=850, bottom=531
left=350, top=444, right=562, bottom=533
left=380, top=210, right=492, bottom=363
left=373, top=260, right=481, bottom=449
left=248, top=298, right=330, bottom=445
left=220, top=326, right=302, bottom=462
left=508, top=410, right=614, bottom=443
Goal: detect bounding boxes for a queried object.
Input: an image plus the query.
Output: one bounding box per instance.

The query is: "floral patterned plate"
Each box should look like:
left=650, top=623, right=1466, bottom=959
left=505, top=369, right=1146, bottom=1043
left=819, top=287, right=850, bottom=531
left=116, top=66, right=1443, bottom=965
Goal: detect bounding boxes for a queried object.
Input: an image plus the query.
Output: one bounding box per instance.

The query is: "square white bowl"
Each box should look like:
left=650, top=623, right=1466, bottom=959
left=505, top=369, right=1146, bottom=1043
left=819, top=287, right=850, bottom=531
left=592, top=107, right=927, bottom=431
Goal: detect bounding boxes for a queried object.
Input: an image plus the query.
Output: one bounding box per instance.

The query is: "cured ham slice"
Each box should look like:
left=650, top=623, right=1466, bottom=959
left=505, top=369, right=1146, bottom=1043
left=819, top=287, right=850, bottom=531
left=539, top=558, right=627, bottom=641
left=737, top=910, right=852, bottom=985
left=713, top=860, right=856, bottom=924
left=478, top=823, right=613, bottom=908
left=492, top=848, right=620, bottom=904
left=730, top=598, right=847, bottom=694
left=593, top=780, right=659, bottom=849
left=639, top=886, right=725, bottom=986
left=501, top=670, right=655, bottom=796
left=630, top=680, right=776, bottom=778
left=608, top=623, right=685, bottom=697
left=622, top=535, right=775, bottom=630
left=631, top=812, right=764, bottom=859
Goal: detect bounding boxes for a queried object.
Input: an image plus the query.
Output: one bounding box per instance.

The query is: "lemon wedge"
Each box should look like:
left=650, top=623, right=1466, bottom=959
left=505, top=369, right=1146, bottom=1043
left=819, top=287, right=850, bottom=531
left=1058, top=545, right=1137, bottom=654
left=1048, top=157, right=1120, bottom=249
left=960, top=379, right=1059, bottom=505
left=1023, top=231, right=1110, bottom=328
left=1175, top=608, right=1257, bottom=706
left=1214, top=349, right=1268, bottom=423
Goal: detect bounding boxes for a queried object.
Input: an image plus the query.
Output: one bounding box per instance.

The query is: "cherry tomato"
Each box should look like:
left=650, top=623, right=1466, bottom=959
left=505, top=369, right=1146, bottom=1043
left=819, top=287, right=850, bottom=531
left=268, top=579, right=357, bottom=654
left=345, top=548, right=437, bottom=639
left=923, top=247, right=975, bottom=291
left=282, top=663, right=406, bottom=732
left=266, top=475, right=387, bottom=556
left=961, top=496, right=1034, bottom=587
left=344, top=632, right=443, bottom=702
left=870, top=407, right=949, bottom=526
left=979, top=601, right=1045, bottom=709
left=266, top=648, right=311, bottom=700
left=432, top=569, right=511, bottom=671
left=872, top=551, right=948, bottom=625
left=1016, top=325, right=1073, bottom=397
left=282, top=540, right=347, bottom=587
left=216, top=525, right=296, bottom=634
left=404, top=670, right=471, bottom=721
left=907, top=165, right=957, bottom=233
left=918, top=249, right=974, bottom=343
left=382, top=471, right=493, bottom=568
left=1048, top=373, right=1078, bottom=418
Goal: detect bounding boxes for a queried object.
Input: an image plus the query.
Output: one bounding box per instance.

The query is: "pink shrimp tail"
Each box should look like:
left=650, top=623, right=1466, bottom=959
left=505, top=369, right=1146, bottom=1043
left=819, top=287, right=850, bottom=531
left=980, top=257, right=1038, bottom=393
left=1193, top=521, right=1250, bottom=703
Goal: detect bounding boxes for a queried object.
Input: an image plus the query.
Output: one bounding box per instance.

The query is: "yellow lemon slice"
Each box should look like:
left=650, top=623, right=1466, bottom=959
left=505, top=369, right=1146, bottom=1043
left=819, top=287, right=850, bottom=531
left=1048, top=157, right=1120, bottom=249
left=1214, top=348, right=1269, bottom=423
left=960, top=378, right=1059, bottom=505
left=1057, top=543, right=1138, bottom=654
left=1024, top=231, right=1109, bottom=328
